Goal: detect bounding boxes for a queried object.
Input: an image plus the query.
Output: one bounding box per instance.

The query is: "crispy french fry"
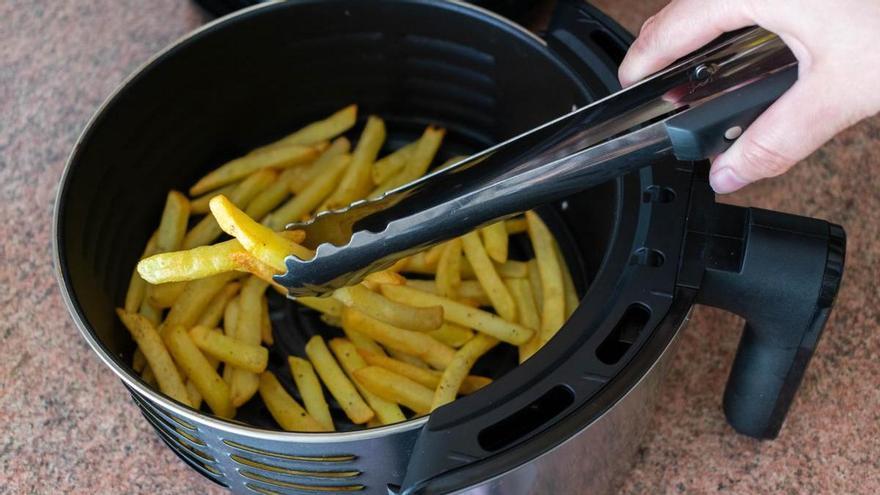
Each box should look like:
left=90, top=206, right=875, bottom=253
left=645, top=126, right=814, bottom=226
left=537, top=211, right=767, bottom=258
left=423, top=244, right=447, bottom=267
left=329, top=339, right=406, bottom=425
left=259, top=371, right=325, bottom=432
left=197, top=282, right=241, bottom=328
left=462, top=258, right=527, bottom=279
left=404, top=279, right=491, bottom=306
left=125, top=232, right=158, bottom=313
left=380, top=284, right=533, bottom=345
left=432, top=334, right=498, bottom=409
left=138, top=300, right=162, bottom=327
left=428, top=323, right=475, bottom=348
left=334, top=284, right=443, bottom=332
left=260, top=295, right=273, bottom=346
left=210, top=194, right=313, bottom=272
left=358, top=349, right=489, bottom=394
left=288, top=357, right=334, bottom=431
left=553, top=241, right=579, bottom=318
left=341, top=308, right=455, bottom=369
left=116, top=310, right=189, bottom=405
left=353, top=367, right=434, bottom=415
left=527, top=259, right=543, bottom=314
left=480, top=222, right=508, bottom=264
left=325, top=116, right=386, bottom=209
left=258, top=105, right=357, bottom=150
left=505, top=278, right=540, bottom=332
left=506, top=217, right=528, bottom=235
left=321, top=314, right=342, bottom=328
left=186, top=380, right=203, bottom=409
left=305, top=335, right=374, bottom=424
left=435, top=238, right=462, bottom=299
left=183, top=169, right=277, bottom=249
left=156, top=191, right=191, bottom=253
left=361, top=270, right=406, bottom=291
left=141, top=366, right=157, bottom=387
left=526, top=211, right=565, bottom=343
left=371, top=141, right=417, bottom=185
left=243, top=167, right=301, bottom=222
left=190, top=184, right=237, bottom=215
left=297, top=296, right=344, bottom=318
left=387, top=349, right=430, bottom=369
left=164, top=272, right=239, bottom=331
left=462, top=232, right=517, bottom=322
left=229, top=276, right=268, bottom=406
left=224, top=296, right=239, bottom=338
left=132, top=348, right=147, bottom=373
left=342, top=327, right=386, bottom=356
left=264, top=153, right=350, bottom=230
left=371, top=127, right=444, bottom=196
left=163, top=324, right=234, bottom=417
left=190, top=144, right=320, bottom=196
left=147, top=281, right=188, bottom=308
left=188, top=326, right=268, bottom=373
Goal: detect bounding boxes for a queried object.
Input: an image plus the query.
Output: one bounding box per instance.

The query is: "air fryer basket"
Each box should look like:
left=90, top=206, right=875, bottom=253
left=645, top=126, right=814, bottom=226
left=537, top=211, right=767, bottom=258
left=56, top=0, right=845, bottom=493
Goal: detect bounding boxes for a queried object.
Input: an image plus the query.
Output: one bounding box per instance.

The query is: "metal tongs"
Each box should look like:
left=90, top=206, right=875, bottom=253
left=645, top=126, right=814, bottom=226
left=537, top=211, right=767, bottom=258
left=276, top=27, right=798, bottom=297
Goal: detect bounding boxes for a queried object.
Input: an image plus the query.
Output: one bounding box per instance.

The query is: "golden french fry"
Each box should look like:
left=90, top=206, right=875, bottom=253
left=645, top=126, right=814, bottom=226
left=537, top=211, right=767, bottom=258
left=480, top=222, right=508, bottom=264
left=288, top=357, right=334, bottom=431
left=141, top=366, right=157, bottom=387
left=224, top=296, right=240, bottom=338
left=264, top=152, right=350, bottom=230
left=553, top=241, right=579, bottom=318
left=188, top=326, right=268, bottom=373
left=380, top=284, right=533, bottom=345
left=259, top=371, right=325, bottom=432
left=388, top=349, right=430, bottom=369
left=371, top=141, right=417, bottom=185
left=334, top=284, right=443, bottom=332
left=526, top=211, right=565, bottom=343
left=325, top=116, right=386, bottom=209
left=353, top=367, right=434, bottom=415
left=321, top=314, right=342, bottom=328
left=342, top=327, right=386, bottom=356
left=125, top=232, right=158, bottom=313
left=371, top=126, right=444, bottom=196
left=257, top=105, right=357, bottom=151
left=260, top=295, right=273, bottom=346
left=163, top=324, right=234, bottom=417
left=228, top=276, right=269, bottom=406
left=138, top=300, right=162, bottom=327
left=116, top=309, right=190, bottom=405
left=462, top=232, right=517, bottom=322
left=462, top=258, right=527, bottom=279
left=297, top=296, right=344, bottom=318
left=141, top=239, right=242, bottom=285
left=210, top=194, right=313, bottom=272
left=190, top=183, right=237, bottom=215
left=438, top=154, right=468, bottom=170
left=190, top=144, right=320, bottom=196
left=132, top=348, right=147, bottom=373
left=435, top=238, right=462, bottom=299
left=404, top=279, right=491, bottom=306
left=186, top=380, right=203, bottom=409
left=244, top=167, right=302, bottom=222
left=164, top=272, right=239, bottom=331
left=506, top=217, right=528, bottom=235
left=341, top=308, right=455, bottom=369
left=358, top=349, right=490, bottom=395
left=361, top=270, right=406, bottom=291
left=183, top=169, right=277, bottom=249
left=423, top=244, right=447, bottom=267
left=527, top=259, right=543, bottom=313
left=157, top=191, right=191, bottom=253
left=329, top=339, right=406, bottom=425
left=432, top=334, right=498, bottom=409
left=505, top=278, right=540, bottom=331
left=305, top=335, right=374, bottom=424
left=428, top=323, right=475, bottom=348
left=197, top=282, right=241, bottom=328
left=147, top=281, right=188, bottom=308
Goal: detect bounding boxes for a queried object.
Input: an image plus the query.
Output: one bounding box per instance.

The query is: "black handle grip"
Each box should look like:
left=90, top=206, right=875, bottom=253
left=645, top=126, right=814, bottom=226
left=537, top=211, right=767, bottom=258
left=695, top=206, right=845, bottom=438
left=666, top=66, right=797, bottom=161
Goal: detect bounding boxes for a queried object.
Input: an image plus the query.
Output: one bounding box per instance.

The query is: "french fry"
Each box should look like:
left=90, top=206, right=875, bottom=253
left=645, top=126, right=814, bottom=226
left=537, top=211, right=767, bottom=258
left=147, top=281, right=187, bottom=308
left=305, top=335, right=374, bottom=424
left=526, top=211, right=565, bottom=343
left=224, top=296, right=239, bottom=338
left=334, top=284, right=443, bottom=332
left=260, top=295, right=273, bottom=346
left=264, top=152, right=350, bottom=230
left=461, top=232, right=517, bottom=322
left=371, top=127, right=444, bottom=196
left=353, top=367, right=434, bottom=415
left=116, top=310, right=190, bottom=406
left=404, top=279, right=491, bottom=306
left=259, top=371, right=325, bottom=432
left=138, top=300, right=162, bottom=327
left=506, top=217, right=528, bottom=235
left=388, top=349, right=430, bottom=369
left=342, top=327, right=387, bottom=356
left=229, top=276, right=268, bottom=406
left=371, top=141, right=417, bottom=185
left=190, top=144, right=320, bottom=196
left=132, top=348, right=147, bottom=373
left=505, top=278, right=540, bottom=332
left=380, top=284, right=533, bottom=345
left=462, top=258, right=527, bottom=279
left=163, top=324, right=234, bottom=417
left=329, top=339, right=406, bottom=425
left=125, top=232, right=158, bottom=313
left=188, top=326, right=268, bottom=373
left=288, top=357, right=334, bottom=431
left=437, top=154, right=469, bottom=171
left=141, top=366, right=157, bottom=387
left=428, top=323, right=475, bottom=348
left=257, top=105, right=357, bottom=151
left=553, top=241, right=579, bottom=318
left=358, top=349, right=490, bottom=394
left=210, top=194, right=313, bottom=272
left=197, top=282, right=241, bottom=328
left=435, top=238, right=462, bottom=299
left=297, top=296, right=344, bottom=318
left=186, top=380, right=203, bottom=409
left=432, top=334, right=498, bottom=410
left=423, top=244, right=447, bottom=267
left=140, top=240, right=242, bottom=285
left=243, top=167, right=304, bottom=222
left=190, top=184, right=237, bottom=215
left=163, top=272, right=239, bottom=331
left=325, top=116, right=386, bottom=209
left=361, top=270, right=406, bottom=291
left=156, top=191, right=191, bottom=253
left=341, top=308, right=455, bottom=369
left=183, top=168, right=277, bottom=249
left=480, top=222, right=508, bottom=263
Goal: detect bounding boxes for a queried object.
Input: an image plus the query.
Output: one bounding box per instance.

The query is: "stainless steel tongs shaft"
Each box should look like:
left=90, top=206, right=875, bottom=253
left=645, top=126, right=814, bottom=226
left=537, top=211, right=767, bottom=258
left=276, top=26, right=798, bottom=296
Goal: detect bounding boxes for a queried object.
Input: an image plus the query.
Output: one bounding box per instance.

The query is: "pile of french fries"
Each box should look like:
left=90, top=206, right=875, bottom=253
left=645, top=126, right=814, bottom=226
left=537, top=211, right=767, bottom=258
left=118, top=105, right=579, bottom=431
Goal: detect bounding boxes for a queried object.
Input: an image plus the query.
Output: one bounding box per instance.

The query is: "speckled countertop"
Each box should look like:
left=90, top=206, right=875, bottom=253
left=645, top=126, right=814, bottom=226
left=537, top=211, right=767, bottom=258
left=1, top=1, right=878, bottom=493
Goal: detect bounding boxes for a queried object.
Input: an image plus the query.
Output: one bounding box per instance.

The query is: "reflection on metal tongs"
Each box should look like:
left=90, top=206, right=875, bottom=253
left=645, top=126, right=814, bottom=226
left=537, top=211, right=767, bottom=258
left=275, top=26, right=798, bottom=297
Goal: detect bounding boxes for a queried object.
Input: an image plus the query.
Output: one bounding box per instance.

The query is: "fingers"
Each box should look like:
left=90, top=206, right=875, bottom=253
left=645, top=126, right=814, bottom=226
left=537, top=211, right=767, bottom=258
left=619, top=0, right=755, bottom=86
left=709, top=75, right=852, bottom=193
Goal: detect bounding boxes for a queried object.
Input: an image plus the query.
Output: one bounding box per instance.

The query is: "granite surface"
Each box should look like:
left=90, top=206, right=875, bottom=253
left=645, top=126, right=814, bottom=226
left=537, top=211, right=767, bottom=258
left=1, top=0, right=877, bottom=493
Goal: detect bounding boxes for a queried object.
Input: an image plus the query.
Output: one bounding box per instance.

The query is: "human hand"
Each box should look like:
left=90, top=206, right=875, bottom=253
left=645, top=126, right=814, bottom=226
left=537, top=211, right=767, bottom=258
left=618, top=0, right=880, bottom=193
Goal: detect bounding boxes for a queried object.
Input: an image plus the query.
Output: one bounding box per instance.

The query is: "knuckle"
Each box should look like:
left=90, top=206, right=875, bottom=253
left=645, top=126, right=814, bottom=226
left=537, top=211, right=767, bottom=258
left=738, top=137, right=794, bottom=178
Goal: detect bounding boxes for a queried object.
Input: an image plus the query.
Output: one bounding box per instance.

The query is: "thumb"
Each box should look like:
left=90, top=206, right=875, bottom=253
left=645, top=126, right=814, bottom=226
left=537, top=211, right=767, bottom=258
left=709, top=75, right=851, bottom=194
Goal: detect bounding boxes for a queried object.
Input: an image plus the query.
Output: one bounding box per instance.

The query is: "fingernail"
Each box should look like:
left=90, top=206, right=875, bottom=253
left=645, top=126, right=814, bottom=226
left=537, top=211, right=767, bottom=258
left=709, top=167, right=750, bottom=194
